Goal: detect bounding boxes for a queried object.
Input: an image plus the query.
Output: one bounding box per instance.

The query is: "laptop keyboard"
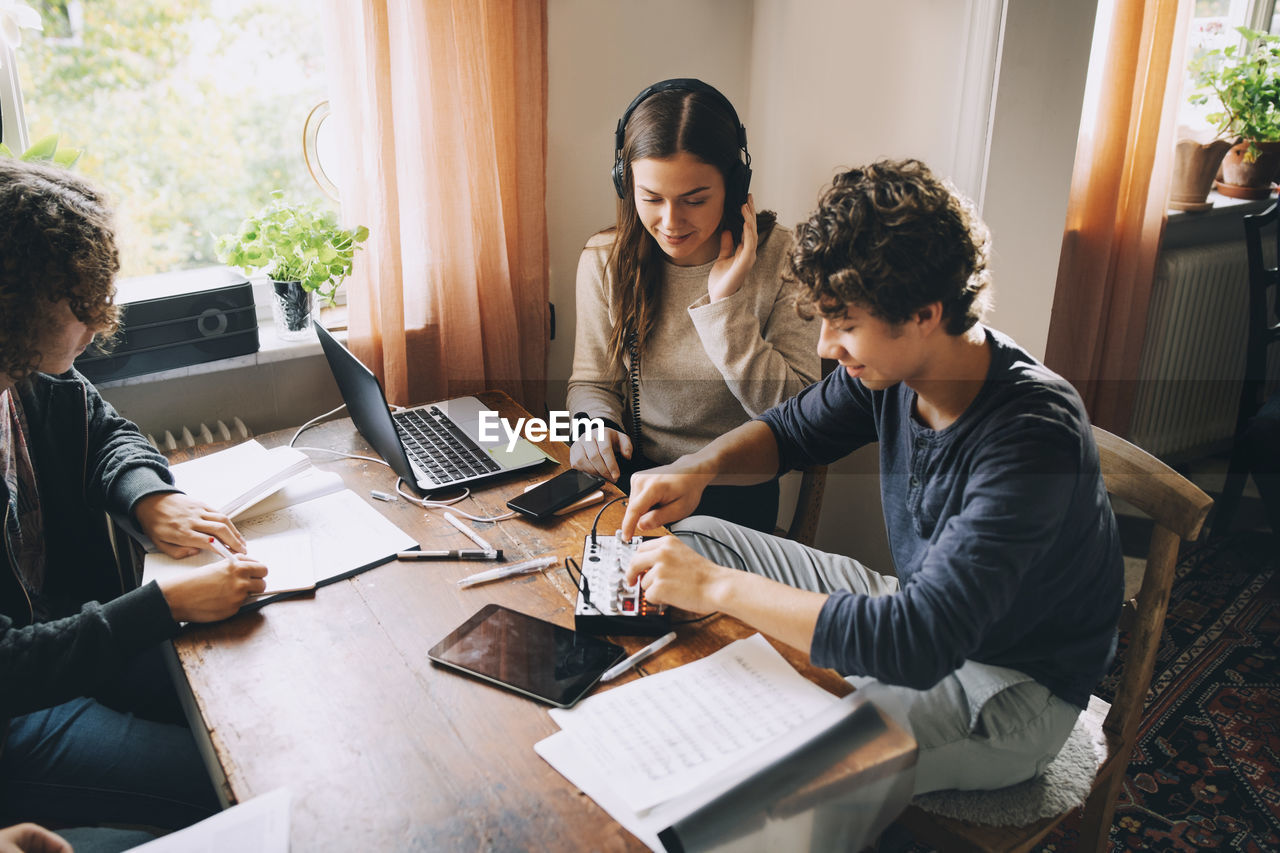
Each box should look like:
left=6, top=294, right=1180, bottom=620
left=394, top=406, right=501, bottom=485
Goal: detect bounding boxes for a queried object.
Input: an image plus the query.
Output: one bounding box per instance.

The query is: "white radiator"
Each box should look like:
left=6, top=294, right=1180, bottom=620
left=146, top=417, right=252, bottom=452
left=1129, top=239, right=1280, bottom=460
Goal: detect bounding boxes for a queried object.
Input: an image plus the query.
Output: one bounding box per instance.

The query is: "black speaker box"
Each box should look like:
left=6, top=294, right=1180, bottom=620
left=76, top=266, right=260, bottom=383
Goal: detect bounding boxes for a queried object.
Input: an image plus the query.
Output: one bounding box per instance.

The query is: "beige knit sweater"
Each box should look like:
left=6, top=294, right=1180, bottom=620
left=567, top=224, right=821, bottom=465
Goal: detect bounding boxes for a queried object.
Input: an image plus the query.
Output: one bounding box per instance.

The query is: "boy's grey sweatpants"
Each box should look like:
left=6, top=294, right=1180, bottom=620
left=671, top=515, right=1080, bottom=795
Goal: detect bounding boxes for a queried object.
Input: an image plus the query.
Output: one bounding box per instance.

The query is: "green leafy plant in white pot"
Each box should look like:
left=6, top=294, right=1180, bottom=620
left=217, top=192, right=369, bottom=340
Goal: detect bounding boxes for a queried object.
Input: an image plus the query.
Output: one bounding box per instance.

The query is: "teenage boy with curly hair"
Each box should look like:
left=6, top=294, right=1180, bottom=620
left=0, top=159, right=270, bottom=843
left=619, top=159, right=1123, bottom=794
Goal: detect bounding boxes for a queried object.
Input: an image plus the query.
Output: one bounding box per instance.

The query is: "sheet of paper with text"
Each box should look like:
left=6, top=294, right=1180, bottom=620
left=547, top=633, right=839, bottom=814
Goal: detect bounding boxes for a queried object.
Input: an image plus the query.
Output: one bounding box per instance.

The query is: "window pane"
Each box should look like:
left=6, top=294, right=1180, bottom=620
left=16, top=0, right=330, bottom=278
left=1196, top=0, right=1233, bottom=15
left=1179, top=0, right=1255, bottom=135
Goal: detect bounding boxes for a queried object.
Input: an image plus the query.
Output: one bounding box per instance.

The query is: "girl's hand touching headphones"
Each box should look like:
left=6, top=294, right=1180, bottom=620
left=707, top=194, right=758, bottom=302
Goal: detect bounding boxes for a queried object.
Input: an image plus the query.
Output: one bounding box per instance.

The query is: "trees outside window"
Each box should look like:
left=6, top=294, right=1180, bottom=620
left=13, top=0, right=330, bottom=278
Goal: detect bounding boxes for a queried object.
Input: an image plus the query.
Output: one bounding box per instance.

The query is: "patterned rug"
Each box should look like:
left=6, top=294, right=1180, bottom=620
left=909, top=531, right=1280, bottom=851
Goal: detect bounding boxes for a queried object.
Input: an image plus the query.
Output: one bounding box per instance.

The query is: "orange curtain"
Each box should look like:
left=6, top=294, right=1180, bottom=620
left=1044, top=0, right=1189, bottom=434
left=319, top=0, right=549, bottom=414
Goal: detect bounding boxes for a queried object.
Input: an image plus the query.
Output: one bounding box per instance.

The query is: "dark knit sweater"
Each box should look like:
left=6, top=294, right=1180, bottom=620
left=760, top=328, right=1123, bottom=708
left=1, top=369, right=179, bottom=729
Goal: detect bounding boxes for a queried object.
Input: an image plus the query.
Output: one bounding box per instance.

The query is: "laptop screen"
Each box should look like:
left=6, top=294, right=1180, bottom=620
left=312, top=321, right=418, bottom=484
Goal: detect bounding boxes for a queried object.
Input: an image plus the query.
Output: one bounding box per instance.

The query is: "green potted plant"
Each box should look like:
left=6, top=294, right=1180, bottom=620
left=1188, top=26, right=1280, bottom=199
left=0, top=133, right=83, bottom=168
left=217, top=192, right=369, bottom=340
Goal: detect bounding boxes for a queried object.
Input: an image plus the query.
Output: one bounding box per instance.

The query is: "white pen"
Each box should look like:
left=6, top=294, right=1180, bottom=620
left=444, top=511, right=494, bottom=551
left=456, top=555, right=557, bottom=589
left=207, top=536, right=239, bottom=562
left=600, top=631, right=678, bottom=682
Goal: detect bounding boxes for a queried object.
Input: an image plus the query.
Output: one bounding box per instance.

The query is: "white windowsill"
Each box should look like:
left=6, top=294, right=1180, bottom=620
left=1165, top=189, right=1276, bottom=250
left=1167, top=187, right=1275, bottom=220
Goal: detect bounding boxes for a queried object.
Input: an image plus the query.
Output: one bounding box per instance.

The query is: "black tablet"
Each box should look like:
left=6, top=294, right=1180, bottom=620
left=427, top=604, right=625, bottom=708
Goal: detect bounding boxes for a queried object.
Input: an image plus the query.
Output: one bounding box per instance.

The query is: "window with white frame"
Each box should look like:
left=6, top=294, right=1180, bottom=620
left=1, top=0, right=330, bottom=280
left=1178, top=0, right=1280, bottom=137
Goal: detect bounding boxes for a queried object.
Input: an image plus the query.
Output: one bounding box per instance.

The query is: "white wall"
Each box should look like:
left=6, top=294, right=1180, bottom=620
left=100, top=352, right=341, bottom=443
left=546, top=0, right=1100, bottom=570
left=743, top=0, right=1098, bottom=358
left=745, top=0, right=972, bottom=227
left=983, top=0, right=1099, bottom=359
left=546, top=0, right=754, bottom=407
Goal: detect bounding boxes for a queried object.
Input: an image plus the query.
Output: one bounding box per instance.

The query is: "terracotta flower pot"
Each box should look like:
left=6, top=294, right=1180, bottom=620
left=1216, top=140, right=1280, bottom=199
left=1170, top=138, right=1233, bottom=211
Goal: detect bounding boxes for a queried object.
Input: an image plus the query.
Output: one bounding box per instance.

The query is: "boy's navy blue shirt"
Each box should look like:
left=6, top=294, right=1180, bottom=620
left=759, top=327, right=1122, bottom=708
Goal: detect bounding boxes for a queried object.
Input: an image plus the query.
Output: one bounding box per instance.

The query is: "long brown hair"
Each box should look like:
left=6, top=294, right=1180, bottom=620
left=605, top=87, right=775, bottom=366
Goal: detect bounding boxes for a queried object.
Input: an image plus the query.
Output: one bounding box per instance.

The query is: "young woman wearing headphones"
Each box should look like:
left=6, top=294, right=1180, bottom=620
left=567, top=79, right=819, bottom=532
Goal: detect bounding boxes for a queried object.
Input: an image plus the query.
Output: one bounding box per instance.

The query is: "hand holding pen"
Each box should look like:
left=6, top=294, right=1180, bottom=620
left=207, top=536, right=241, bottom=563
left=154, top=539, right=269, bottom=622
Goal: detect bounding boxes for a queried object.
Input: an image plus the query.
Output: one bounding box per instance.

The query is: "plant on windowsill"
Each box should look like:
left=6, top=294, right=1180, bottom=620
left=1188, top=26, right=1280, bottom=200
left=216, top=192, right=369, bottom=341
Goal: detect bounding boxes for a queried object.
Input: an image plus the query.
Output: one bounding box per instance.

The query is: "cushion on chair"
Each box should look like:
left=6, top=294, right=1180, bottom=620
left=910, top=705, right=1107, bottom=826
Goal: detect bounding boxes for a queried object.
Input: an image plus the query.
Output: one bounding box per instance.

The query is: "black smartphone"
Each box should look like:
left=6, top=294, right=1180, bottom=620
left=506, top=469, right=606, bottom=520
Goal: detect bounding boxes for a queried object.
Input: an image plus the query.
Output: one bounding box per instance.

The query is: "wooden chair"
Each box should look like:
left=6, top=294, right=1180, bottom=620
left=894, top=425, right=1212, bottom=853
left=781, top=357, right=836, bottom=548
left=1212, top=200, right=1280, bottom=538
left=784, top=464, right=828, bottom=547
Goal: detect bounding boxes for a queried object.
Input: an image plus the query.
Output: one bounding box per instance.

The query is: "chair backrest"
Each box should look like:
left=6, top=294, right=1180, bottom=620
left=785, top=464, right=827, bottom=547
left=1091, top=425, right=1213, bottom=741
left=1238, top=202, right=1280, bottom=432
left=782, top=358, right=839, bottom=548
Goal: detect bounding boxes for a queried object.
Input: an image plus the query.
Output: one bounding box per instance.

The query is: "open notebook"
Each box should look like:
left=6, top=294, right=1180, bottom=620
left=144, top=445, right=415, bottom=610
left=168, top=439, right=311, bottom=519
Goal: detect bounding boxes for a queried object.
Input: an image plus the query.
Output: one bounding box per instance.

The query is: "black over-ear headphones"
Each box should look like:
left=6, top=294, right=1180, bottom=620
left=611, top=78, right=752, bottom=205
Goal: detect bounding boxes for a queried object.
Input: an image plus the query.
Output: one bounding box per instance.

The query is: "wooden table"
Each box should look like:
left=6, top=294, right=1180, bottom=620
left=166, top=391, right=915, bottom=850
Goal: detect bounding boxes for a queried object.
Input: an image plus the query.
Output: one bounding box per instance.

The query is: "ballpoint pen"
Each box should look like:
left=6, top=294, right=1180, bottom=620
left=456, top=555, right=557, bottom=588
left=444, top=512, right=495, bottom=551
left=397, top=549, right=503, bottom=561
left=600, top=631, right=678, bottom=682
left=207, top=536, right=239, bottom=562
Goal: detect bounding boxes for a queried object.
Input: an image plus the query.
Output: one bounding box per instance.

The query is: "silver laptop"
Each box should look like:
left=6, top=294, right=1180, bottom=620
left=314, top=322, right=550, bottom=491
